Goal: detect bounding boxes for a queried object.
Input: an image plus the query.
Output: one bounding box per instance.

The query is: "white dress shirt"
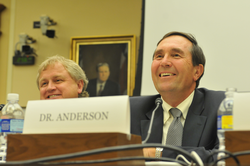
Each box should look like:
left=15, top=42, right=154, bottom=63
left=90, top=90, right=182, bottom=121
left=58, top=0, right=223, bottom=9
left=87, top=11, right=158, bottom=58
left=96, top=80, right=106, bottom=96
left=161, top=91, right=194, bottom=145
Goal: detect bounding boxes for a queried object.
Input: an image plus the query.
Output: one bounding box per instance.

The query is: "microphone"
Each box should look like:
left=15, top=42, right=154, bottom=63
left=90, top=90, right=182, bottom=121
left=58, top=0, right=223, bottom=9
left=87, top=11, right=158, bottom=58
left=142, top=98, right=162, bottom=144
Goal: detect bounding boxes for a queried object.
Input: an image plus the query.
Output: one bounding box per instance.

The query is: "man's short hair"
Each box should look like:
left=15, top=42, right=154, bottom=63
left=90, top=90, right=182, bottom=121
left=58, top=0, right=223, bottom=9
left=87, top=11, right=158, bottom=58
left=96, top=62, right=109, bottom=72
left=156, top=31, right=206, bottom=88
left=37, top=55, right=89, bottom=97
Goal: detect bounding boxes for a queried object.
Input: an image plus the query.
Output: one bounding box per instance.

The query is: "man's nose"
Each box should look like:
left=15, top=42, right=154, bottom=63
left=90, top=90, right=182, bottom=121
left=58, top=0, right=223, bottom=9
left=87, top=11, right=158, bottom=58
left=160, top=55, right=172, bottom=67
left=47, top=82, right=56, bottom=91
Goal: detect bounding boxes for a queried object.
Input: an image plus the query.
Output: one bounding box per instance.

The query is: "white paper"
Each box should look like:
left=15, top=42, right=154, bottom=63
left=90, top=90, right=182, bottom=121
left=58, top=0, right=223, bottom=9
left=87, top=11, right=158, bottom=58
left=23, top=96, right=130, bottom=134
left=233, top=92, right=250, bottom=130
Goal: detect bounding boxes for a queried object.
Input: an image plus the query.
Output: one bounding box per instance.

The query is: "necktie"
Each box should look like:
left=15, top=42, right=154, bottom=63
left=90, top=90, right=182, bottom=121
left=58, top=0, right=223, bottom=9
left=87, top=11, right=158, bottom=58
left=97, top=84, right=103, bottom=96
left=166, top=108, right=183, bottom=146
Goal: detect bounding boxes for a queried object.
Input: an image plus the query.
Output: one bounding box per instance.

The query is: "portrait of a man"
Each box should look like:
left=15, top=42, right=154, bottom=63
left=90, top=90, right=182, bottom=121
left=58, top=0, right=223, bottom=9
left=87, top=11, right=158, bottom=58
left=86, top=63, right=120, bottom=97
left=70, top=35, right=136, bottom=96
left=78, top=43, right=128, bottom=97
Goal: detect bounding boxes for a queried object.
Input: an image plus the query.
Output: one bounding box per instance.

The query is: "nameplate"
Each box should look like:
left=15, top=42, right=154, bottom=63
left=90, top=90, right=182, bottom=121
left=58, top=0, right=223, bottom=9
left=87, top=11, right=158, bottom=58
left=23, top=96, right=130, bottom=134
left=233, top=92, right=250, bottom=130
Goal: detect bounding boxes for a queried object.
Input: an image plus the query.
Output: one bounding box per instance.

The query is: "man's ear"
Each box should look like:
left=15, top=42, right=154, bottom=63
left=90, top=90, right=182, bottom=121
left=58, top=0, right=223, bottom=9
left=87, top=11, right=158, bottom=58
left=77, top=80, right=84, bottom=94
left=193, top=64, right=204, bottom=81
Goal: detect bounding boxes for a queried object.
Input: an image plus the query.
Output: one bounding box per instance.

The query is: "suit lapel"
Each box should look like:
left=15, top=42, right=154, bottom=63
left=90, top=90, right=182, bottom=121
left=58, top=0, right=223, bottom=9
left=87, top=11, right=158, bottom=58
left=93, top=79, right=97, bottom=95
left=101, top=80, right=110, bottom=95
left=182, top=89, right=206, bottom=146
left=138, top=91, right=207, bottom=146
left=140, top=104, right=163, bottom=143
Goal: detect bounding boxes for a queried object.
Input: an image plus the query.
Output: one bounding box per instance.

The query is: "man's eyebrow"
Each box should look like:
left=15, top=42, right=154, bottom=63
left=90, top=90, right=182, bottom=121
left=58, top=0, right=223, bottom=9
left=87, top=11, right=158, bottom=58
left=39, top=78, right=46, bottom=83
left=39, top=75, right=63, bottom=82
left=154, top=49, right=163, bottom=54
left=152, top=48, right=185, bottom=58
left=171, top=48, right=184, bottom=54
left=38, top=78, right=46, bottom=87
left=152, top=49, right=163, bottom=59
left=153, top=49, right=164, bottom=56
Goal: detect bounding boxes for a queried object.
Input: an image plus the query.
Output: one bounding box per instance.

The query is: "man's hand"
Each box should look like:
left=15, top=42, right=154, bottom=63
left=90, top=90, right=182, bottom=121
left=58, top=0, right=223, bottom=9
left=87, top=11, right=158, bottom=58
left=143, top=148, right=156, bottom=157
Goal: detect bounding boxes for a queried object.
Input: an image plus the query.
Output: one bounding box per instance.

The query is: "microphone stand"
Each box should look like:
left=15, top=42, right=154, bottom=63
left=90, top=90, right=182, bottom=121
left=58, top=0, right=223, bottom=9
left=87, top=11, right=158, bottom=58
left=142, top=98, right=162, bottom=144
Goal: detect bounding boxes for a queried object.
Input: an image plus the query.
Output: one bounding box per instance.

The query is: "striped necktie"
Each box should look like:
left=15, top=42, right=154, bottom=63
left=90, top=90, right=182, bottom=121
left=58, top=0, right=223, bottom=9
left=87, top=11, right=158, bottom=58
left=97, top=84, right=103, bottom=96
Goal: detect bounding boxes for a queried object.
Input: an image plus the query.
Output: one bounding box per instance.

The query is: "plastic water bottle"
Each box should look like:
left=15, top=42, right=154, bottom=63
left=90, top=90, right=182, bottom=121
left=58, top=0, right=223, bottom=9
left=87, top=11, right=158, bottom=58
left=0, top=93, right=25, bottom=162
left=217, top=88, right=237, bottom=166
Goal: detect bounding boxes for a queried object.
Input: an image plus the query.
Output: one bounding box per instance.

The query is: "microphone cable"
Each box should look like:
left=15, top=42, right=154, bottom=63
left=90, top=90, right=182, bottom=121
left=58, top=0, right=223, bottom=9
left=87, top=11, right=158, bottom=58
left=2, top=143, right=201, bottom=166
left=142, top=98, right=162, bottom=144
left=212, top=150, right=250, bottom=166
left=205, top=149, right=240, bottom=166
left=40, top=156, right=189, bottom=166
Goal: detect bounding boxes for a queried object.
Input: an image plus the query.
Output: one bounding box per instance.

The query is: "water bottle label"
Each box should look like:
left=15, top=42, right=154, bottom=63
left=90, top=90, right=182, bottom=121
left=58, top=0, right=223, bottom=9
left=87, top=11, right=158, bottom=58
left=218, top=115, right=233, bottom=130
left=217, top=115, right=222, bottom=130
left=0, top=119, right=24, bottom=133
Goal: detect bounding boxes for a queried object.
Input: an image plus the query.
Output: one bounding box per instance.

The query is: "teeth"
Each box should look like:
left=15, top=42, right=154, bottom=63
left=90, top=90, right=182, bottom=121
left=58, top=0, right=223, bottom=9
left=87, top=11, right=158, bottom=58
left=161, top=73, right=174, bottom=77
left=49, top=95, right=59, bottom=98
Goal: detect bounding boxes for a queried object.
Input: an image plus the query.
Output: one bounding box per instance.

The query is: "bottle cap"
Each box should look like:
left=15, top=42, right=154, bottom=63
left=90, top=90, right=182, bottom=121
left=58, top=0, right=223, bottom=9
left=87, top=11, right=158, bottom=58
left=7, top=93, right=19, bottom=101
left=225, top=88, right=237, bottom=97
left=226, top=88, right=237, bottom=92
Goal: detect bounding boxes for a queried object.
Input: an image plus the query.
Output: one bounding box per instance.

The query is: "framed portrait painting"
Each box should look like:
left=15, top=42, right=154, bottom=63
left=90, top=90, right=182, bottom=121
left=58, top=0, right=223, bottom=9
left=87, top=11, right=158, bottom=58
left=0, top=4, right=6, bottom=36
left=70, top=35, right=136, bottom=97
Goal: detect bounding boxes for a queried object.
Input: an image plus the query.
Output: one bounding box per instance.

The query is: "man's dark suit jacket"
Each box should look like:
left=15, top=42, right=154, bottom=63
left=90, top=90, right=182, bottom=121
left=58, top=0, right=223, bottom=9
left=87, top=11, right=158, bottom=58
left=130, top=88, right=225, bottom=162
left=86, top=78, right=120, bottom=97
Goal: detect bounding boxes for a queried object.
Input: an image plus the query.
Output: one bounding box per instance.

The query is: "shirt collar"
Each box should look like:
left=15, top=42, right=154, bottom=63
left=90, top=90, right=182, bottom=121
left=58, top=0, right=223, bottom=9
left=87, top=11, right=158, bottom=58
left=162, top=91, right=195, bottom=123
left=97, top=80, right=106, bottom=86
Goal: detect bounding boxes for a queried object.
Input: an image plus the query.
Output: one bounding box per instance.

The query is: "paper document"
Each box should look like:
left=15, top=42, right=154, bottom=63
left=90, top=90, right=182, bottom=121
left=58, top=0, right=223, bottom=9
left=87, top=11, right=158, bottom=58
left=233, top=92, right=250, bottom=130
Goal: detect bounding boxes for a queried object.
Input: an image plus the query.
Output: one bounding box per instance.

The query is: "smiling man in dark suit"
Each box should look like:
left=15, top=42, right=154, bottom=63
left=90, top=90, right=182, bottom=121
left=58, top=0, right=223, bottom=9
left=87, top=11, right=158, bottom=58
left=130, top=31, right=225, bottom=163
left=86, top=63, right=120, bottom=97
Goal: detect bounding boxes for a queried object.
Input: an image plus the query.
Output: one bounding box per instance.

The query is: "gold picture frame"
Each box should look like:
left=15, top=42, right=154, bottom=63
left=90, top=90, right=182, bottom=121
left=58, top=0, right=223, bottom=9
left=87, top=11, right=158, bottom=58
left=0, top=4, right=6, bottom=36
left=70, top=35, right=136, bottom=96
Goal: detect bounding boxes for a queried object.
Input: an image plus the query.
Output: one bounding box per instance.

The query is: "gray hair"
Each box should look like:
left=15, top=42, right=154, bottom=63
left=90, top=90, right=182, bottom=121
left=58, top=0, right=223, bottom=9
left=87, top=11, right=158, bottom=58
left=37, top=55, right=89, bottom=97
